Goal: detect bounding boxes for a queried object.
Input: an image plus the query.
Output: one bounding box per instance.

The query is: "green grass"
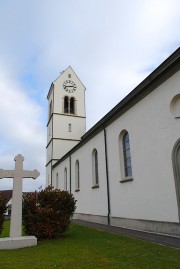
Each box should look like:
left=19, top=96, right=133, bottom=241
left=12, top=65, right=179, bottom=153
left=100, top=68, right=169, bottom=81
left=0, top=221, right=179, bottom=269
left=0, top=220, right=10, bottom=238
left=0, top=220, right=25, bottom=238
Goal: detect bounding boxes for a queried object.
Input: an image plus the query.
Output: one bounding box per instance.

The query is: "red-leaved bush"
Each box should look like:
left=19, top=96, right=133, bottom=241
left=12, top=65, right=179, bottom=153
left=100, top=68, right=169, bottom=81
left=22, top=186, right=76, bottom=240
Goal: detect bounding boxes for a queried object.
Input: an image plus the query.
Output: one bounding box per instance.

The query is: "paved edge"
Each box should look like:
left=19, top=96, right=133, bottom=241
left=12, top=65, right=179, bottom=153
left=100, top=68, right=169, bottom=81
left=73, top=219, right=180, bottom=249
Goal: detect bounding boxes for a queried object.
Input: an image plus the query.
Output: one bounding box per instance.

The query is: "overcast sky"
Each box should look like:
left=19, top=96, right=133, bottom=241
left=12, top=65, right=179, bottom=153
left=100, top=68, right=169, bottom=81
left=0, top=0, right=179, bottom=191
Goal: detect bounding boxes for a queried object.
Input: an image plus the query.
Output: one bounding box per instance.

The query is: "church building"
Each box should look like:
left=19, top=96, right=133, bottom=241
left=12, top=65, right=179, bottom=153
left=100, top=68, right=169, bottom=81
left=46, top=48, right=180, bottom=236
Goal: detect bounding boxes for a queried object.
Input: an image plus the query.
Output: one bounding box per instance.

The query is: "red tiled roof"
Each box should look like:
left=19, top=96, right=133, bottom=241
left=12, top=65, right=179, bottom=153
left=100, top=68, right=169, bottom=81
left=0, top=190, right=34, bottom=203
left=0, top=190, right=13, bottom=202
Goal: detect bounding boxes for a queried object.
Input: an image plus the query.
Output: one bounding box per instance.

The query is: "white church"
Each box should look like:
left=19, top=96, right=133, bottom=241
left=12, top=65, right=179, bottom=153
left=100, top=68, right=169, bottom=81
left=46, top=48, right=180, bottom=236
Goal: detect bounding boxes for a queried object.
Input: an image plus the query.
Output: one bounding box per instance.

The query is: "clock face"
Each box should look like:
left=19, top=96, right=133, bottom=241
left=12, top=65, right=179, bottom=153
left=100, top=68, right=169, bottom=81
left=63, top=80, right=77, bottom=93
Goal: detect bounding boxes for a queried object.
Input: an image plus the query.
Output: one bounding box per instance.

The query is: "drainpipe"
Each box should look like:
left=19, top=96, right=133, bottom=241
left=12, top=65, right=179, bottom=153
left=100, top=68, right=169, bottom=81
left=103, top=126, right=111, bottom=225
left=69, top=155, right=72, bottom=194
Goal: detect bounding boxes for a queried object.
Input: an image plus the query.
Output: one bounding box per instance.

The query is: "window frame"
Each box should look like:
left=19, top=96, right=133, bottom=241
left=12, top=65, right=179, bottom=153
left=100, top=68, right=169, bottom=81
left=64, top=167, right=67, bottom=191
left=92, top=149, right=99, bottom=188
left=64, top=96, right=69, bottom=113
left=75, top=160, right=80, bottom=191
left=68, top=124, right=72, bottom=132
left=63, top=96, right=76, bottom=115
left=70, top=97, right=75, bottom=114
left=119, top=130, right=133, bottom=183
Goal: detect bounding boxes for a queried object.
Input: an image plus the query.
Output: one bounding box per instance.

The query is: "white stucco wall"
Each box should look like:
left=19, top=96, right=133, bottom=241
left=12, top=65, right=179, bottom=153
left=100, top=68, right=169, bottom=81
left=46, top=164, right=51, bottom=186
left=106, top=71, right=180, bottom=222
left=53, top=158, right=70, bottom=192
left=53, top=114, right=86, bottom=141
left=53, top=131, right=109, bottom=216
left=71, top=131, right=108, bottom=216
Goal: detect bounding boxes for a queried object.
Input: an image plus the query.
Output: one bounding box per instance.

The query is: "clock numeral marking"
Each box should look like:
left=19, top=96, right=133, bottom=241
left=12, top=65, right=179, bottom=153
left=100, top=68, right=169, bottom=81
left=63, top=80, right=77, bottom=93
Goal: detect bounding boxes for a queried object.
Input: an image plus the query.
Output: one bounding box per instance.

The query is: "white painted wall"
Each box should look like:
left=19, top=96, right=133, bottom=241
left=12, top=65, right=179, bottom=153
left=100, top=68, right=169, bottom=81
left=46, top=164, right=51, bottom=186
left=53, top=131, right=108, bottom=216
left=53, top=114, right=85, bottom=141
left=71, top=131, right=108, bottom=216
left=53, top=158, right=70, bottom=192
left=106, top=71, right=180, bottom=222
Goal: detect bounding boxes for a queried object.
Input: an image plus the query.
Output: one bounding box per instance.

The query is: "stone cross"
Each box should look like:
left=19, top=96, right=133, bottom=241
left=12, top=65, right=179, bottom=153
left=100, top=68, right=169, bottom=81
left=0, top=154, right=40, bottom=238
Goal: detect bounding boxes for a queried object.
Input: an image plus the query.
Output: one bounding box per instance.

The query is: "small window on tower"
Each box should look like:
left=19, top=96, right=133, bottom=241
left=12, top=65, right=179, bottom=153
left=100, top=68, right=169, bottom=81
left=68, top=74, right=71, bottom=78
left=68, top=124, right=71, bottom=132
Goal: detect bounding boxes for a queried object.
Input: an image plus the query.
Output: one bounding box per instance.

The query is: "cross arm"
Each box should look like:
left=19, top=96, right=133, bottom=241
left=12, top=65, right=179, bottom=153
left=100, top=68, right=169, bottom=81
left=0, top=169, right=16, bottom=179
left=22, top=169, right=40, bottom=179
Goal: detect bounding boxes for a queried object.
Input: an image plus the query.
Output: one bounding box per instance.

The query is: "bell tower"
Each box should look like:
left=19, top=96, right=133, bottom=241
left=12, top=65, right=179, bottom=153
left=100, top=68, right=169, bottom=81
left=46, top=66, right=86, bottom=186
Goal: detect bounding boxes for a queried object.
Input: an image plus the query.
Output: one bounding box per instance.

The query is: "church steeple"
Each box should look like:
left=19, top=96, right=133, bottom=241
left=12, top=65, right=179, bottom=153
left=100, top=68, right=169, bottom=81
left=46, top=67, right=86, bottom=186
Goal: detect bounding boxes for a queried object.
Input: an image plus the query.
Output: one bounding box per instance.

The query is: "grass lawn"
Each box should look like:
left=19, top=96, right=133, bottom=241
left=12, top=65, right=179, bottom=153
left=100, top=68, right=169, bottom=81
left=0, top=221, right=179, bottom=269
left=0, top=220, right=10, bottom=238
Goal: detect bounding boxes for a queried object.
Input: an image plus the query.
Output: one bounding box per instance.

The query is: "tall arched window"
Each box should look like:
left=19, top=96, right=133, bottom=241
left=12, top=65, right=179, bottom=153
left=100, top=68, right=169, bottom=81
left=64, top=167, right=67, bottom=191
left=70, top=97, right=75, bottom=114
left=122, top=131, right=132, bottom=177
left=172, top=139, right=180, bottom=221
left=75, top=160, right=80, bottom=191
left=92, top=149, right=99, bottom=187
left=119, top=130, right=133, bottom=182
left=64, top=96, right=69, bottom=113
left=56, top=173, right=59, bottom=189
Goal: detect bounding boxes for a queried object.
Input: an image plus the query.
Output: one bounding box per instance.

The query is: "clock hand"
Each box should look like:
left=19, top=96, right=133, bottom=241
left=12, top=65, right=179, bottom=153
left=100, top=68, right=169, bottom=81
left=64, top=85, right=73, bottom=88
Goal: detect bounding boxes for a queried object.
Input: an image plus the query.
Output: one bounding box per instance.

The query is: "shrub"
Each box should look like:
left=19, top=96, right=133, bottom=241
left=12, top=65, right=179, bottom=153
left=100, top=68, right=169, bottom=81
left=0, top=193, right=7, bottom=234
left=22, top=186, right=76, bottom=240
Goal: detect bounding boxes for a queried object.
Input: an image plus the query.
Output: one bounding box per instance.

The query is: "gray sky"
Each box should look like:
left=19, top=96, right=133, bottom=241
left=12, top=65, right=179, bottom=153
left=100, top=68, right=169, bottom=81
left=0, top=0, right=179, bottom=191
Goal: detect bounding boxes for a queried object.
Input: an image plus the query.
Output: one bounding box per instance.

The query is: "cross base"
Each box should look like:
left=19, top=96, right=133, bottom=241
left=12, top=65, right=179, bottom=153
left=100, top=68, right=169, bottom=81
left=0, top=236, right=37, bottom=250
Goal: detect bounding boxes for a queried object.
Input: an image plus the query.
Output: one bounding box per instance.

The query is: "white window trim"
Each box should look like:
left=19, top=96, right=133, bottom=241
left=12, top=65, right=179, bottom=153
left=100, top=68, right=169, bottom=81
left=92, top=149, right=99, bottom=188
left=75, top=160, right=80, bottom=192
left=119, top=130, right=133, bottom=183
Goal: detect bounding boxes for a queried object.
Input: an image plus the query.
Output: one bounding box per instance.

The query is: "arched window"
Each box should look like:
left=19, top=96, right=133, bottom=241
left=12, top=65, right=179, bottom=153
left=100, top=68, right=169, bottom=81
left=63, top=96, right=76, bottom=114
left=122, top=131, right=132, bottom=177
left=64, top=96, right=69, bottom=113
left=64, top=167, right=67, bottom=191
left=172, top=139, right=180, bottom=221
left=92, top=149, right=99, bottom=187
left=75, top=160, right=80, bottom=191
left=119, top=130, right=133, bottom=182
left=70, top=97, right=75, bottom=114
left=56, top=173, right=59, bottom=189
